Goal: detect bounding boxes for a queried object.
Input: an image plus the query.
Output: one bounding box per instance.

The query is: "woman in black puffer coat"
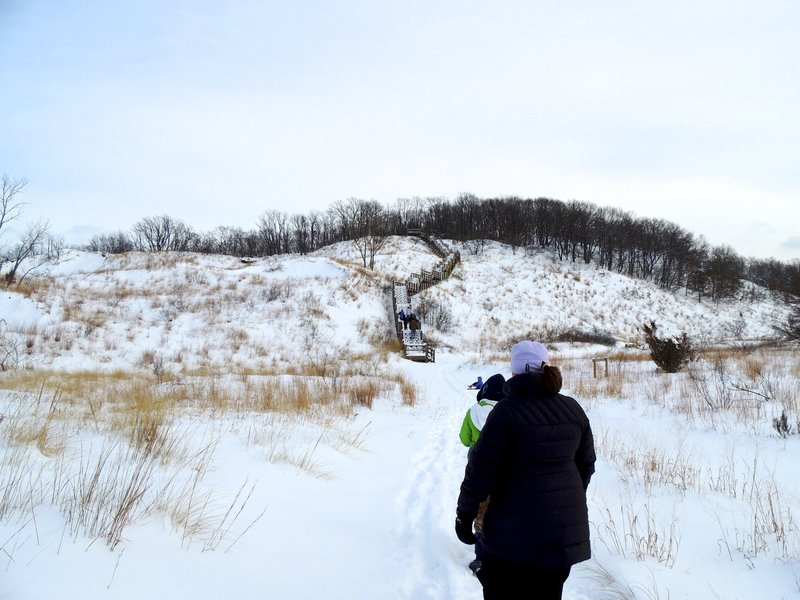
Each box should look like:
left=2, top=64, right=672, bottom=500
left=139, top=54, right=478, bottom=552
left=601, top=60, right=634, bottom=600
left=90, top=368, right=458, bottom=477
left=456, top=341, right=596, bottom=600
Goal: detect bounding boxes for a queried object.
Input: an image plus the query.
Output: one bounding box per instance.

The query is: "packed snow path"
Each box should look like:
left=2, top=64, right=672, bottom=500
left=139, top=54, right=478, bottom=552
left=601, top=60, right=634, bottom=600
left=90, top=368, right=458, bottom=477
left=393, top=357, right=479, bottom=599
left=391, top=356, right=598, bottom=600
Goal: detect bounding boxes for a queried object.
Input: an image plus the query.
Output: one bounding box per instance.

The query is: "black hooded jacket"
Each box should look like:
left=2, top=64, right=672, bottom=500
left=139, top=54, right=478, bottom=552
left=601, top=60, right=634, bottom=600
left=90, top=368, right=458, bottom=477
left=457, top=372, right=596, bottom=567
left=477, top=373, right=506, bottom=402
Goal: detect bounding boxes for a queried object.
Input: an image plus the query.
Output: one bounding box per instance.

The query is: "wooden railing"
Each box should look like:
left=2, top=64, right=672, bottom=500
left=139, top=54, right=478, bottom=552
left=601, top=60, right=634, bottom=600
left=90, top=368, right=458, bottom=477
left=389, top=230, right=461, bottom=362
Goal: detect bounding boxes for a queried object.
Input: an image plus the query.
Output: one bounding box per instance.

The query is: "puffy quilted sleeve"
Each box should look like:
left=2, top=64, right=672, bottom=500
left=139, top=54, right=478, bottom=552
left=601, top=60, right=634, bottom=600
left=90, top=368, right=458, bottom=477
left=457, top=403, right=512, bottom=515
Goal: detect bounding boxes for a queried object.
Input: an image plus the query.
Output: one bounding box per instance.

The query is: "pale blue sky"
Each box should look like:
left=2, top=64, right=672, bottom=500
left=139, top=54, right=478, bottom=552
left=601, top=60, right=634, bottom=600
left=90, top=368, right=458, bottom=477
left=2, top=0, right=799, bottom=259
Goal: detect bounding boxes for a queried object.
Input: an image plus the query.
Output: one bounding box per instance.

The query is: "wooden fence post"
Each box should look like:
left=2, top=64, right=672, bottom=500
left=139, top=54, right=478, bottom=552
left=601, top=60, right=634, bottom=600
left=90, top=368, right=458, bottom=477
left=592, top=357, right=609, bottom=378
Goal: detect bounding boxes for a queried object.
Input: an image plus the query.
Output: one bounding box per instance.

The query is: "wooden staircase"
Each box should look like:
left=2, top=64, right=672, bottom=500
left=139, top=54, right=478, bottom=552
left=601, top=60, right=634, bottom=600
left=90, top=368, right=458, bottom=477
left=390, top=230, right=460, bottom=362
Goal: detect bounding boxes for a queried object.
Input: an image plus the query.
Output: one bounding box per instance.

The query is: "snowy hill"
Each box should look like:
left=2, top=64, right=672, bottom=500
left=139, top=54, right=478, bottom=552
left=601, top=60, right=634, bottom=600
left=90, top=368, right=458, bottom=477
left=0, top=238, right=798, bottom=600
left=322, top=235, right=787, bottom=349
left=2, top=236, right=787, bottom=373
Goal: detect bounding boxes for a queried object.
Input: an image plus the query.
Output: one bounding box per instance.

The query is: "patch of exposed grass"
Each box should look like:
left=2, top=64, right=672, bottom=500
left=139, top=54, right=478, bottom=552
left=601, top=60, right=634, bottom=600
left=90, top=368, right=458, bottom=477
left=347, top=379, right=381, bottom=409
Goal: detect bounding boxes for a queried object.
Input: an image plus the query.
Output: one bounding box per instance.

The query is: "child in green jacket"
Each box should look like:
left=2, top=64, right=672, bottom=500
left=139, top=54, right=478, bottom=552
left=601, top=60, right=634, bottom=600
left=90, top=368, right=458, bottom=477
left=460, top=373, right=506, bottom=448
left=458, top=373, right=506, bottom=575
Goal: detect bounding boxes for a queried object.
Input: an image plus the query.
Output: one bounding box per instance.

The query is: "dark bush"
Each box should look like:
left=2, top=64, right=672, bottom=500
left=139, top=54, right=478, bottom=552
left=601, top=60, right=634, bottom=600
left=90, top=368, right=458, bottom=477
left=771, top=410, right=796, bottom=438
left=552, top=327, right=617, bottom=346
left=642, top=321, right=694, bottom=373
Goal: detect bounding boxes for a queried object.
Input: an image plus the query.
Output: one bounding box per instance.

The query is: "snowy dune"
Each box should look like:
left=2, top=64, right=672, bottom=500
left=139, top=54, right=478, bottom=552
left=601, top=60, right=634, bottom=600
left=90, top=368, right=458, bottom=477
left=0, top=238, right=798, bottom=599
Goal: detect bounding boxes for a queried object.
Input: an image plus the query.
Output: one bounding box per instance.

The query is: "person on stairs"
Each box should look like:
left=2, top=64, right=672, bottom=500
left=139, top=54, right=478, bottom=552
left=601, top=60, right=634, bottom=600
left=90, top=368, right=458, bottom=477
left=459, top=373, right=506, bottom=576
left=408, top=314, right=421, bottom=339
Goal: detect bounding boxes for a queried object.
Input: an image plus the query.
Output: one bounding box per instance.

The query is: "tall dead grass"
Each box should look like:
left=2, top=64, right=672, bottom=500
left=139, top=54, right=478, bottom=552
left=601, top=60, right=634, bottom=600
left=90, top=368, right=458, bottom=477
left=591, top=346, right=800, bottom=570
left=0, top=380, right=268, bottom=554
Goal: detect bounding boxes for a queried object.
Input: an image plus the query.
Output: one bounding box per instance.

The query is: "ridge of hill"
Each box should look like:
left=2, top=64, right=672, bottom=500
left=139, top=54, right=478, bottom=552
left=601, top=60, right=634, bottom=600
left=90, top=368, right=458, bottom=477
left=317, top=236, right=788, bottom=353
left=0, top=235, right=788, bottom=373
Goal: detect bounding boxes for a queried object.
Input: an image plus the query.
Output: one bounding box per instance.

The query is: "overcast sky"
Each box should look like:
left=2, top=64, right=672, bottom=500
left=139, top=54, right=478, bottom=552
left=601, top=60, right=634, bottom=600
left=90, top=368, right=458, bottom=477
left=1, top=0, right=799, bottom=260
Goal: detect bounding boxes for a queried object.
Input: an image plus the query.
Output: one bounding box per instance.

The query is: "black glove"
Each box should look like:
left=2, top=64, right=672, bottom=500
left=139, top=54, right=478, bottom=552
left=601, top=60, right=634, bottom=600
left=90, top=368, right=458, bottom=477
left=455, top=510, right=477, bottom=545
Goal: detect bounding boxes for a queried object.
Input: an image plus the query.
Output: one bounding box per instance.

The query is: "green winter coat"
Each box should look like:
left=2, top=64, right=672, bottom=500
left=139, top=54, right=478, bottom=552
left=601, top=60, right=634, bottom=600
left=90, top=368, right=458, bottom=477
left=459, top=399, right=499, bottom=447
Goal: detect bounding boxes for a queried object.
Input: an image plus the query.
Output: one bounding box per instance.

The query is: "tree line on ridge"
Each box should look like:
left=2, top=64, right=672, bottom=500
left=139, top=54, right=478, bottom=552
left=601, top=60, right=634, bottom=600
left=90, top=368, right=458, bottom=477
left=85, top=194, right=800, bottom=302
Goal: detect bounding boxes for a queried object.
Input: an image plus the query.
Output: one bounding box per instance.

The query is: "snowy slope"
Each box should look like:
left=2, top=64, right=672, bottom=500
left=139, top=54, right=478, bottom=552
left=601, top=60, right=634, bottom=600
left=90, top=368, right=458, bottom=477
left=0, top=238, right=798, bottom=600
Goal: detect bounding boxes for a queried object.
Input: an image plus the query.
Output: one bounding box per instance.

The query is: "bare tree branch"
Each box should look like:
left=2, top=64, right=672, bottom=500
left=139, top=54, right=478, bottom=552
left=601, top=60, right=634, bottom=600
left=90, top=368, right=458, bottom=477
left=4, top=220, right=51, bottom=285
left=0, top=174, right=28, bottom=238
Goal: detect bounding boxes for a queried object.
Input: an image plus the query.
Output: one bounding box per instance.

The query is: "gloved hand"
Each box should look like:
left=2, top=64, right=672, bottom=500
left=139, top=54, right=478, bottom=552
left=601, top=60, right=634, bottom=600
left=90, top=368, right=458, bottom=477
left=455, top=510, right=477, bottom=545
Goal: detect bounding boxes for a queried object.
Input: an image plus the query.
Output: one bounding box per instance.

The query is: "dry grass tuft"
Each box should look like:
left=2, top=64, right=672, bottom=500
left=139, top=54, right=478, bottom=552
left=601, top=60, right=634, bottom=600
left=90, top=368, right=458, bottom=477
left=569, top=374, right=625, bottom=400
left=347, top=379, right=381, bottom=409
left=398, top=379, right=419, bottom=407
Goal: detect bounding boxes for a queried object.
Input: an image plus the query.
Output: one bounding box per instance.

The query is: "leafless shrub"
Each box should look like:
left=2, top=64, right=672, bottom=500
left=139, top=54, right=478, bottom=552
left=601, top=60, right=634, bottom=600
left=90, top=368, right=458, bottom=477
left=414, top=296, right=454, bottom=332
left=0, top=329, right=24, bottom=371
left=687, top=359, right=735, bottom=409
left=462, top=238, right=487, bottom=255
left=686, top=354, right=790, bottom=436
left=140, top=351, right=169, bottom=384
left=725, top=315, right=748, bottom=341
left=263, top=279, right=294, bottom=302
left=3, top=220, right=54, bottom=286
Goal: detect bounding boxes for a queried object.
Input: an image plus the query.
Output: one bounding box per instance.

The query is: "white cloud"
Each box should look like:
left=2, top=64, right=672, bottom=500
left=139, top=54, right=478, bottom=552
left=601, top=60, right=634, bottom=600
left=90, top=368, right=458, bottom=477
left=2, top=0, right=798, bottom=260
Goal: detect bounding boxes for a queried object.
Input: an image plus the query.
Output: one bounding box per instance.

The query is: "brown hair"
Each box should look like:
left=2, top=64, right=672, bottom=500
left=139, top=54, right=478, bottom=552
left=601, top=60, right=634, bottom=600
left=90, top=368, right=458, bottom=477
left=542, top=365, right=562, bottom=394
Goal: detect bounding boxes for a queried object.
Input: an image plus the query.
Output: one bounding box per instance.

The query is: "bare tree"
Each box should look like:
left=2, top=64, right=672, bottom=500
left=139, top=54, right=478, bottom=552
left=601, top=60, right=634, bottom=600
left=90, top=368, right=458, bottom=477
left=132, top=215, right=196, bottom=252
left=87, top=230, right=134, bottom=254
left=257, top=210, right=291, bottom=255
left=4, top=220, right=51, bottom=285
left=306, top=210, right=323, bottom=250
left=209, top=225, right=249, bottom=256
left=463, top=238, right=487, bottom=256
left=0, top=175, right=28, bottom=277
left=774, top=297, right=800, bottom=342
left=290, top=213, right=311, bottom=255
left=0, top=174, right=27, bottom=239
left=329, top=199, right=360, bottom=241
left=391, top=196, right=426, bottom=232
left=345, top=198, right=388, bottom=269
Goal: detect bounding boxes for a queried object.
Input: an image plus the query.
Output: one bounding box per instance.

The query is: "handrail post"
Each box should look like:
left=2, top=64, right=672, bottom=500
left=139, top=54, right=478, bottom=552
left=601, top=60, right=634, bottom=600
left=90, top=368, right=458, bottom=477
left=592, top=357, right=608, bottom=378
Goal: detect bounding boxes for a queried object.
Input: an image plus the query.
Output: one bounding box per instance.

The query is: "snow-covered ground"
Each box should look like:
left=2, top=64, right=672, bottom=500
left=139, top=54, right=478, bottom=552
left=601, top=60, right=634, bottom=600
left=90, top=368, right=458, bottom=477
left=1, top=238, right=798, bottom=599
